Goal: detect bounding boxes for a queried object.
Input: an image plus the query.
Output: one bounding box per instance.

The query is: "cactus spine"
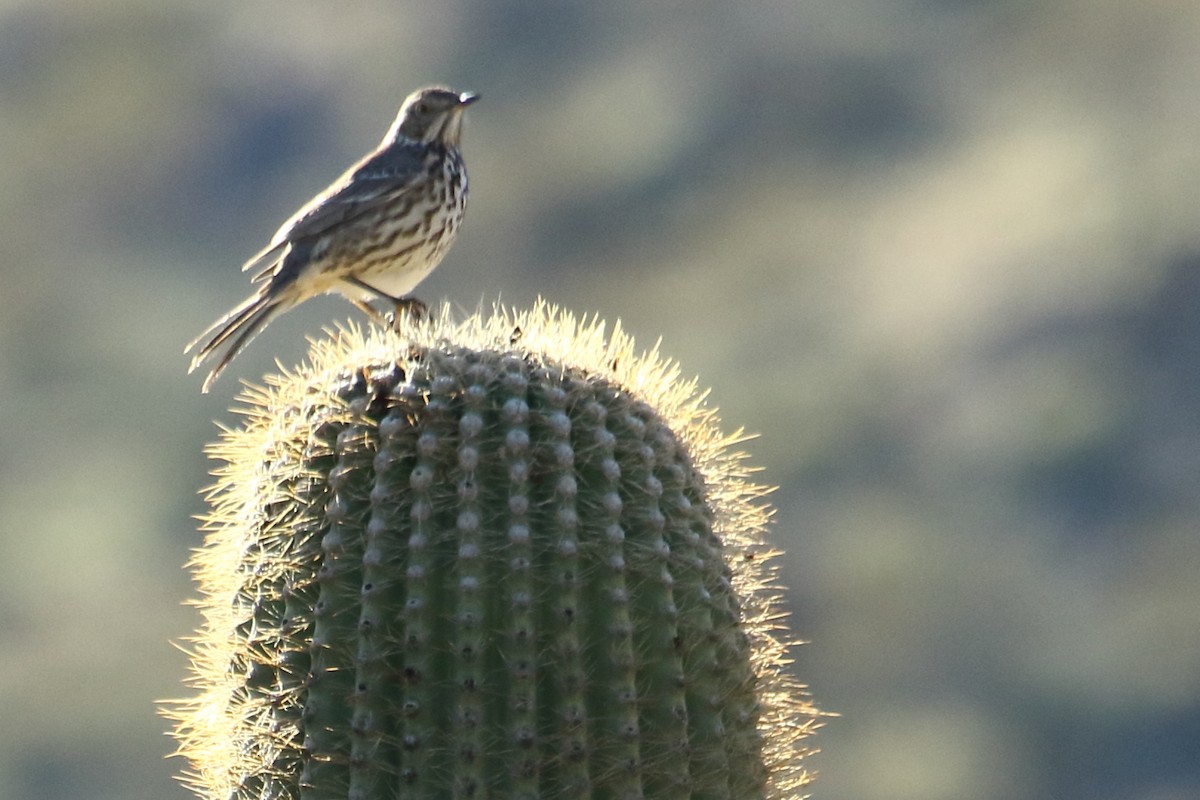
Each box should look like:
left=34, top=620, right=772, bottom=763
left=169, top=301, right=819, bottom=800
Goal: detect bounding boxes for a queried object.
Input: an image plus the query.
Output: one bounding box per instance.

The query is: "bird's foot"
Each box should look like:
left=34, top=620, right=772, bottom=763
left=387, top=297, right=428, bottom=330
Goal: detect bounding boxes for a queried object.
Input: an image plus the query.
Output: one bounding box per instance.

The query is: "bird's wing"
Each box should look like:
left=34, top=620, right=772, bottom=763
left=267, top=143, right=429, bottom=248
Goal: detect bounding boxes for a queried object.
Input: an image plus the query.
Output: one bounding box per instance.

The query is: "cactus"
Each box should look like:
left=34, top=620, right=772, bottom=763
left=168, top=301, right=819, bottom=800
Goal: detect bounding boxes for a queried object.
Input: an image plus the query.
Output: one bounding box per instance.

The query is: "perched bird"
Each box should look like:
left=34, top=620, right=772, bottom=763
left=187, top=86, right=478, bottom=392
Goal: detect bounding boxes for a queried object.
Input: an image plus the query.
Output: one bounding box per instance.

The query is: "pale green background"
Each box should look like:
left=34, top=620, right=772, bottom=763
left=1, top=2, right=1197, bottom=799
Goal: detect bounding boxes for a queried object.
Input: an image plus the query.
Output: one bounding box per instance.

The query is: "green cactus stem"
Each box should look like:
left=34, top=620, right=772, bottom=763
left=167, top=300, right=820, bottom=800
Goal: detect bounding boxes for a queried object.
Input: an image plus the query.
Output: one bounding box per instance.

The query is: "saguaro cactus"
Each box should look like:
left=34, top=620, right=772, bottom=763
left=169, top=302, right=819, bottom=800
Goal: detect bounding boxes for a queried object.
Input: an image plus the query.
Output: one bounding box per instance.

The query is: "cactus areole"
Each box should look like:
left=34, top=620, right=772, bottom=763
left=168, top=301, right=818, bottom=800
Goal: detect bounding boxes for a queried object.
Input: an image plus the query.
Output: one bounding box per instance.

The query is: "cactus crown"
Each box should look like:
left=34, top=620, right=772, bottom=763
left=167, top=301, right=818, bottom=800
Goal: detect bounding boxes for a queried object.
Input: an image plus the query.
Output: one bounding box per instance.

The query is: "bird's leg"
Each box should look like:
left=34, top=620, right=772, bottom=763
left=350, top=298, right=390, bottom=327
left=344, top=276, right=427, bottom=329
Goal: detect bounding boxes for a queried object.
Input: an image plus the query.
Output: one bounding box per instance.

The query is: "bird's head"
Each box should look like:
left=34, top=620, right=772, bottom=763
left=387, top=87, right=479, bottom=147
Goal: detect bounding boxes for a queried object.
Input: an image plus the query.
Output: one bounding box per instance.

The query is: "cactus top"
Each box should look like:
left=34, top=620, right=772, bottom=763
left=167, top=300, right=819, bottom=800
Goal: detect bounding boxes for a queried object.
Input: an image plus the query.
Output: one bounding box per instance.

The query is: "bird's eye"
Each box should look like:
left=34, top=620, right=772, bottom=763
left=415, top=101, right=430, bottom=114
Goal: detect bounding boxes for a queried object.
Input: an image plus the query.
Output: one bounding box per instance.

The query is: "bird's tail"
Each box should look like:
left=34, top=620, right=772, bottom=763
left=186, top=288, right=293, bottom=393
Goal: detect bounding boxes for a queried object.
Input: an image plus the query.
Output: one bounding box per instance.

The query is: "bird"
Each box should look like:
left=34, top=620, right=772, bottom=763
left=187, top=86, right=478, bottom=392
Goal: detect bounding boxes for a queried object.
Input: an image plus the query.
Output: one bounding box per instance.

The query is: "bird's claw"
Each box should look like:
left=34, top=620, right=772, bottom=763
left=387, top=297, right=428, bottom=331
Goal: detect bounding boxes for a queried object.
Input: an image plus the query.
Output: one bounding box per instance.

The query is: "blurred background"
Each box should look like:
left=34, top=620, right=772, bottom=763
left=1, top=2, right=1198, bottom=799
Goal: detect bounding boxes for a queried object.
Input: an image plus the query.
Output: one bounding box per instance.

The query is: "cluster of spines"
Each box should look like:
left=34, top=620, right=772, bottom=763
left=173, top=314, right=809, bottom=800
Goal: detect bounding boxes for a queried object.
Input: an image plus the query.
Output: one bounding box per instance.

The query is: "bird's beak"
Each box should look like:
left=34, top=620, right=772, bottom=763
left=458, top=92, right=480, bottom=107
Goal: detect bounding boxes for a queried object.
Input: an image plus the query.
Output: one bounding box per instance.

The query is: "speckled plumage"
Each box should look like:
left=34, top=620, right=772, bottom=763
left=187, top=86, right=477, bottom=392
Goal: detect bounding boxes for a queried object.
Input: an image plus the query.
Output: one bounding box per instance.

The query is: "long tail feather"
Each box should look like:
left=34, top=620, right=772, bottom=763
left=186, top=290, right=291, bottom=393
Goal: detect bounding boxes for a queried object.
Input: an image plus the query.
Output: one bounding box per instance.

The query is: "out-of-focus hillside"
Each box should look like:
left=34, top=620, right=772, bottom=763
left=1, top=3, right=1197, bottom=799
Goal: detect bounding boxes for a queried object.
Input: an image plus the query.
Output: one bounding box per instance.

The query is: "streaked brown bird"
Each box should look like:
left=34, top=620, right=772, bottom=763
left=187, top=86, right=478, bottom=392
